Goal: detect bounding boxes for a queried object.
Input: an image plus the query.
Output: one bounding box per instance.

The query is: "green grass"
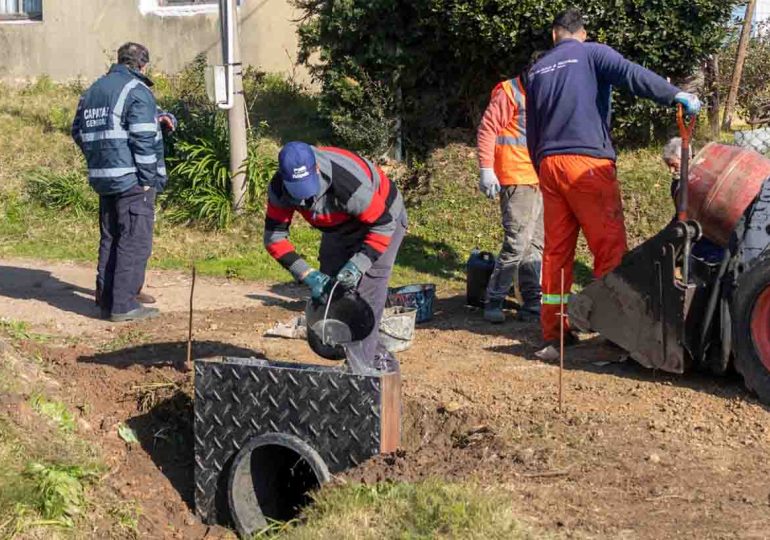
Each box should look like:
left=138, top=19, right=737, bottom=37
left=29, top=394, right=76, bottom=433
left=100, top=328, right=150, bottom=353
left=0, top=76, right=687, bottom=296
left=0, top=318, right=49, bottom=346
left=0, top=342, right=131, bottom=538
left=0, top=415, right=98, bottom=536
left=273, top=480, right=537, bottom=539
left=22, top=462, right=99, bottom=528
left=0, top=318, right=32, bottom=341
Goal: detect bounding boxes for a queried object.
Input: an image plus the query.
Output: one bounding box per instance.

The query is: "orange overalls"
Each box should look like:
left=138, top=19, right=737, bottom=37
left=539, top=155, right=628, bottom=341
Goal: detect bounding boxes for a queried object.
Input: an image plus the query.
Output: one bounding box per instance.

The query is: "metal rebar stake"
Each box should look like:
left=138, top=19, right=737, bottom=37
left=559, top=268, right=565, bottom=413
left=186, top=264, right=197, bottom=370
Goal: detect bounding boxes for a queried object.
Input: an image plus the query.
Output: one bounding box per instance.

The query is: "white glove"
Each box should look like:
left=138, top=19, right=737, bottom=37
left=479, top=168, right=501, bottom=199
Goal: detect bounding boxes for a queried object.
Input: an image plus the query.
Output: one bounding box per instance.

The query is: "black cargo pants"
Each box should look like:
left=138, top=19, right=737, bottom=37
left=97, top=185, right=155, bottom=315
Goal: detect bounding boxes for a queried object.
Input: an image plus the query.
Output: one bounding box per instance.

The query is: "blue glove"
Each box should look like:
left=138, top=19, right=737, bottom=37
left=336, top=260, right=363, bottom=290
left=158, top=111, right=178, bottom=133
left=479, top=168, right=501, bottom=199
left=674, top=92, right=701, bottom=116
left=302, top=270, right=332, bottom=302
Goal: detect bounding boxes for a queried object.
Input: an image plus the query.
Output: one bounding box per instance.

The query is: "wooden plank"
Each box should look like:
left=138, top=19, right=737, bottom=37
left=379, top=371, right=401, bottom=453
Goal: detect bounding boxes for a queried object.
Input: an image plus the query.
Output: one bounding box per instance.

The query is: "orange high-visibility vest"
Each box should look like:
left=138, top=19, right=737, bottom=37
left=493, top=76, right=539, bottom=186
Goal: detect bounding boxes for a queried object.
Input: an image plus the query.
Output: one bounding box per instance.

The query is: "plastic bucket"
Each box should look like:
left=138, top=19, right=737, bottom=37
left=378, top=306, right=417, bottom=353
left=305, top=289, right=375, bottom=360
left=386, top=284, right=436, bottom=323
left=688, top=142, right=770, bottom=246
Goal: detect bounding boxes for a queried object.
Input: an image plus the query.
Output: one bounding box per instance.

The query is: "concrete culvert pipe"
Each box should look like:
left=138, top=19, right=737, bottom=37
left=228, top=433, right=331, bottom=538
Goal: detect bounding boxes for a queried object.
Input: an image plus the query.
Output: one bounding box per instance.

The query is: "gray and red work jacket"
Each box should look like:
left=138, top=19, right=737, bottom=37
left=264, top=146, right=406, bottom=280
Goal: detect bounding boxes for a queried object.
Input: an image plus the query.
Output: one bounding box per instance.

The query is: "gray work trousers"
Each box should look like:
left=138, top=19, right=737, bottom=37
left=486, top=184, right=544, bottom=306
left=319, top=211, right=407, bottom=368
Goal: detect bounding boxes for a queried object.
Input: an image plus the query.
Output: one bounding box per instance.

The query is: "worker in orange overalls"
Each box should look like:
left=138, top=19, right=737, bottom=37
left=525, top=8, right=701, bottom=350
left=476, top=64, right=543, bottom=323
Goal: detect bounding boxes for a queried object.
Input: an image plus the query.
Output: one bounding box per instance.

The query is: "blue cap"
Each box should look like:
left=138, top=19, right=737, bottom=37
left=278, top=142, right=320, bottom=201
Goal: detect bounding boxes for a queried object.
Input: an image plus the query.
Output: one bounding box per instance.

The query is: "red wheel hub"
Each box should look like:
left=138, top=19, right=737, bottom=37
left=750, top=287, right=770, bottom=372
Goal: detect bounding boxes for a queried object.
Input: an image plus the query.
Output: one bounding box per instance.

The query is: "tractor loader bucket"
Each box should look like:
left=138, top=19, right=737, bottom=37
left=569, top=224, right=698, bottom=374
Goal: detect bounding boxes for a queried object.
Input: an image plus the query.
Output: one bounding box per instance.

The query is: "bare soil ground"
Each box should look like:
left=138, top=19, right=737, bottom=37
left=1, top=258, right=769, bottom=539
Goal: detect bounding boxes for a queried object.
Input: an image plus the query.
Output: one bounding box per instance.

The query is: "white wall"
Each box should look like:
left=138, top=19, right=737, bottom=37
left=0, top=0, right=309, bottom=83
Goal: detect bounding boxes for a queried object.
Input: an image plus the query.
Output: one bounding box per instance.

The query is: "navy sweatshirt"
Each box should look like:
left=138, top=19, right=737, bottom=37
left=526, top=39, right=680, bottom=167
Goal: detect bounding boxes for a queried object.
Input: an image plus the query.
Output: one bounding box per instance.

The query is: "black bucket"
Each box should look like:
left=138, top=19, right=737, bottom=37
left=228, top=433, right=331, bottom=538
left=305, top=288, right=375, bottom=360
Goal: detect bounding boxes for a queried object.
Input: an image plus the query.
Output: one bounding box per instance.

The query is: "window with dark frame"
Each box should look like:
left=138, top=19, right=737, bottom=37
left=0, top=0, right=42, bottom=21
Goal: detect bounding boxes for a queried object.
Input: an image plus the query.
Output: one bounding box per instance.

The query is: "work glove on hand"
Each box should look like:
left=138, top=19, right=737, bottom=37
left=478, top=168, right=501, bottom=199
left=336, top=260, right=363, bottom=290
left=302, top=270, right=332, bottom=302
left=158, top=111, right=178, bottom=134
left=674, top=92, right=701, bottom=116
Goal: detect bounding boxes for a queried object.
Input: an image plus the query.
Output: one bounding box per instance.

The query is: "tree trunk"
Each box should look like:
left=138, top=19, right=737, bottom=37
left=723, top=0, right=757, bottom=131
left=706, top=54, right=721, bottom=140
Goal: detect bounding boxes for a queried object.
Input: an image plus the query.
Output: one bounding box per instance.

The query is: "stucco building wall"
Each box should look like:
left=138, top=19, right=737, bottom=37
left=0, top=0, right=308, bottom=82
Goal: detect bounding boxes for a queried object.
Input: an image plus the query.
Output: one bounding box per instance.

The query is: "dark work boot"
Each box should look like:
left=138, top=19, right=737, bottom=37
left=516, top=301, right=541, bottom=322
left=483, top=298, right=505, bottom=323
left=136, top=290, right=156, bottom=304
left=110, top=306, right=160, bottom=323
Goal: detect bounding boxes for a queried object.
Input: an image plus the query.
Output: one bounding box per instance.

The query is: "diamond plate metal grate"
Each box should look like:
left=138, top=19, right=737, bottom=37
left=194, top=357, right=392, bottom=525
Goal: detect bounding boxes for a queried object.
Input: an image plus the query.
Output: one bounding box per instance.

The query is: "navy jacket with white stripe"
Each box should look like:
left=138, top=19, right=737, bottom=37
left=71, top=64, right=167, bottom=195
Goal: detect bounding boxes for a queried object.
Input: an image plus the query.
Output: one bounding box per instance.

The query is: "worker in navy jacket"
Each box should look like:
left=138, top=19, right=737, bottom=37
left=264, top=142, right=408, bottom=370
left=525, top=8, right=701, bottom=348
left=71, top=42, right=175, bottom=322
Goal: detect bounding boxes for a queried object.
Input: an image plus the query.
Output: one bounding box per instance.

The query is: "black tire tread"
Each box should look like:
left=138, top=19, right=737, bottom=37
left=731, top=256, right=770, bottom=404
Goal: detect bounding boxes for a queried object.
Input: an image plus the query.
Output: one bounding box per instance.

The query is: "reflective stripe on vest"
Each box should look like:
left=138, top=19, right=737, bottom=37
left=493, top=76, right=538, bottom=186
left=496, top=134, right=527, bottom=146
left=542, top=294, right=570, bottom=306
left=504, top=78, right=527, bottom=142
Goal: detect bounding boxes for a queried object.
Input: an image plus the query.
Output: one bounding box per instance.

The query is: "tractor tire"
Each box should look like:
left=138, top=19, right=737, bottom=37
left=731, top=255, right=770, bottom=404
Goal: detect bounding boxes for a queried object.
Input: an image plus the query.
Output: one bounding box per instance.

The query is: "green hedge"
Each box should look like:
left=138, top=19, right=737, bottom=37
left=294, top=0, right=740, bottom=155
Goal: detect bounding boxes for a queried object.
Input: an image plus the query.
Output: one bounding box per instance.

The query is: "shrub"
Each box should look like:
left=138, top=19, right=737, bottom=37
left=163, top=119, right=277, bottom=229
left=294, top=0, right=740, bottom=153
left=25, top=169, right=97, bottom=216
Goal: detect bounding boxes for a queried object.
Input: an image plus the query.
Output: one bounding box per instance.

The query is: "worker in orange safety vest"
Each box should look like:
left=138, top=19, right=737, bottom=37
left=476, top=65, right=543, bottom=323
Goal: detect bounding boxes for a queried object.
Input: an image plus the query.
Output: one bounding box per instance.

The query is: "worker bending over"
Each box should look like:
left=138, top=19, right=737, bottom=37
left=477, top=63, right=543, bottom=323
left=526, top=8, right=701, bottom=348
left=264, top=142, right=408, bottom=369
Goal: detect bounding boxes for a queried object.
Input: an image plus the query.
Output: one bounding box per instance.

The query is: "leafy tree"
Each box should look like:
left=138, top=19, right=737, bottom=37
left=294, top=0, right=740, bottom=155
left=720, top=21, right=770, bottom=127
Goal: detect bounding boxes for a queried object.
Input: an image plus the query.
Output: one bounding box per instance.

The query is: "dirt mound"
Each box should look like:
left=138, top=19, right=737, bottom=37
left=2, top=261, right=770, bottom=538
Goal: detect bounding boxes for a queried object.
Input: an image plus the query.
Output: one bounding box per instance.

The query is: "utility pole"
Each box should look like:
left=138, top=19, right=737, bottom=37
left=723, top=0, right=757, bottom=131
left=221, top=0, right=248, bottom=213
